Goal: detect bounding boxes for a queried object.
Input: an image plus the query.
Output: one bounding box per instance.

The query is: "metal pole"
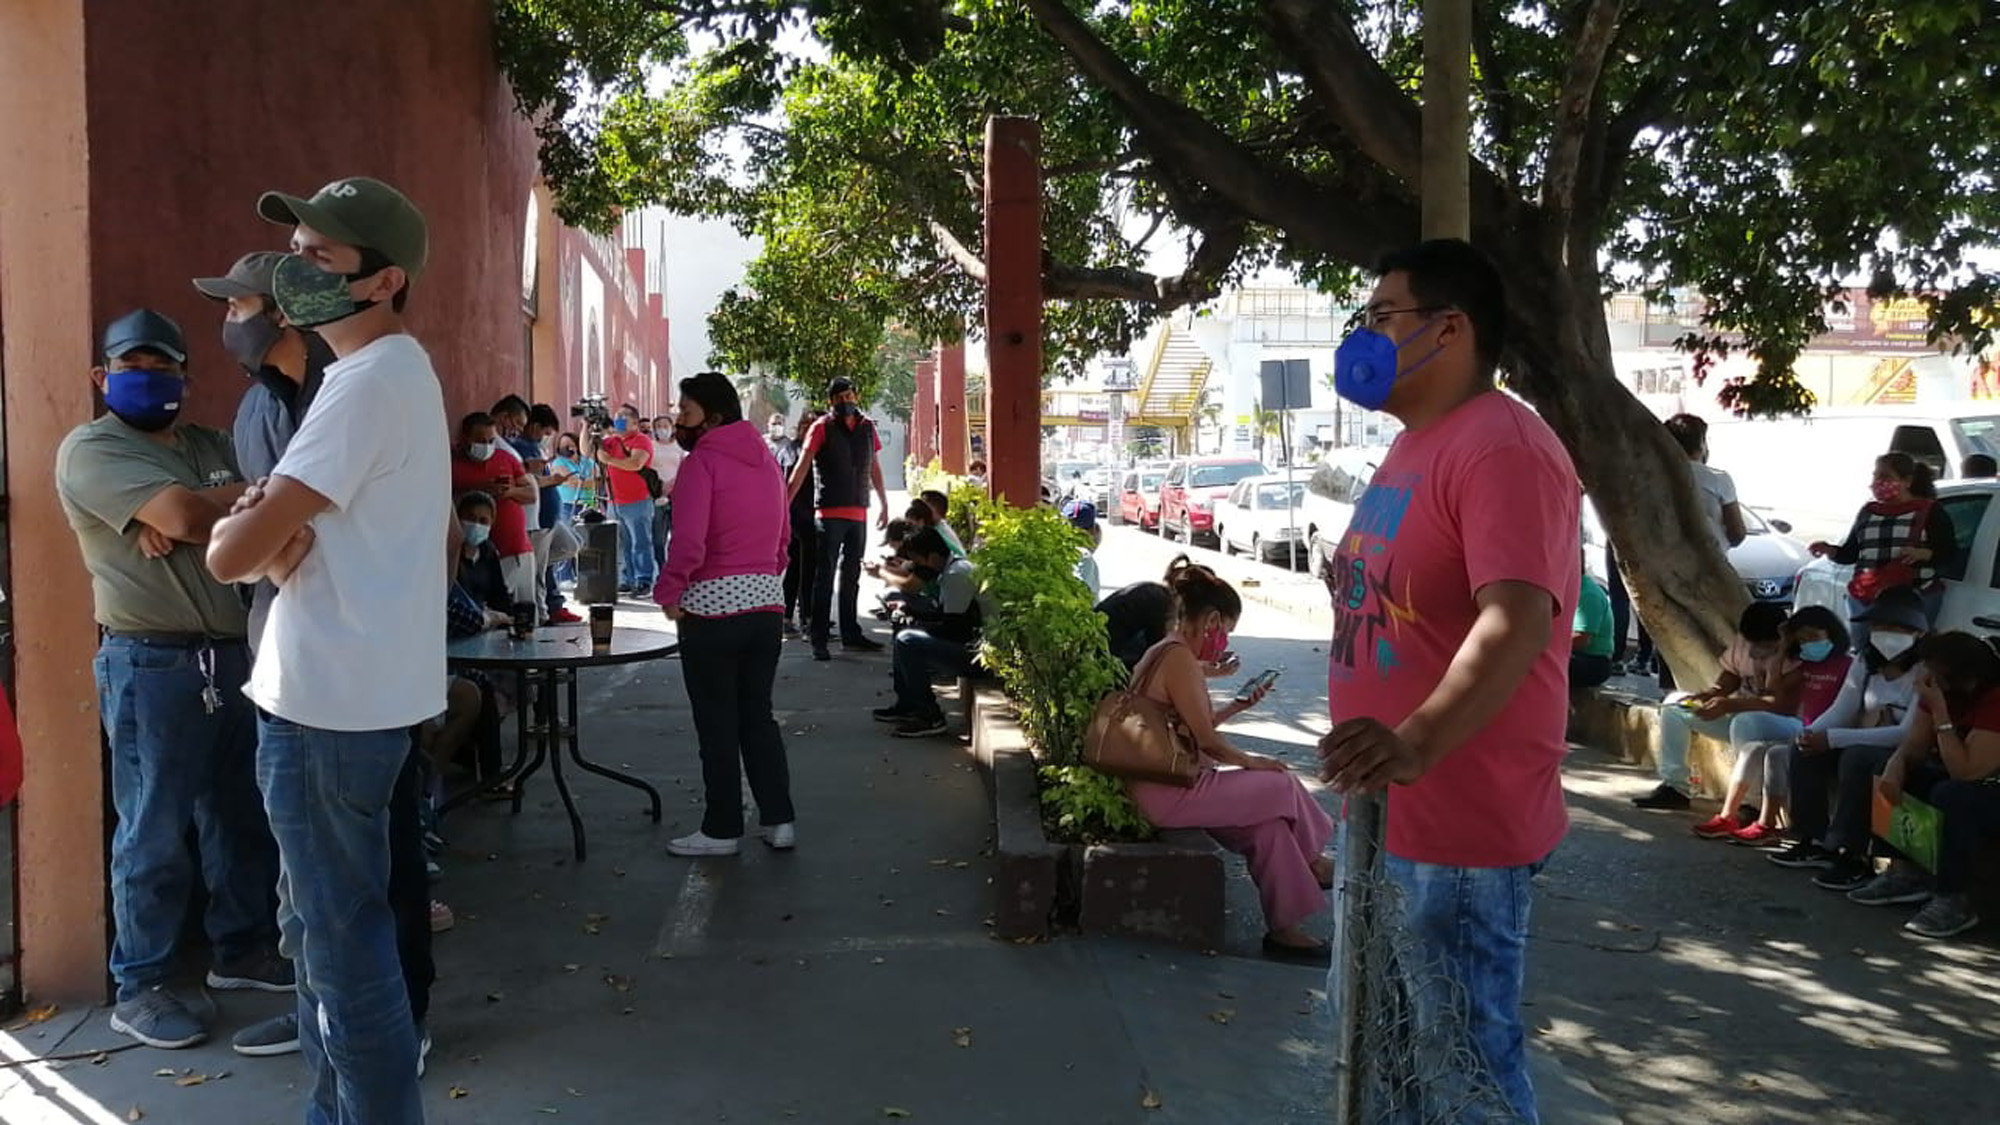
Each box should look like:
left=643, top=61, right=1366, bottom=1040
left=1421, top=0, right=1472, bottom=240
left=1329, top=792, right=1385, bottom=1124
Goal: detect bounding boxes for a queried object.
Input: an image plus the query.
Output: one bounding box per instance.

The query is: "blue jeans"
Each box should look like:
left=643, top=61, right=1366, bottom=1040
left=891, top=629, right=979, bottom=717
left=555, top=501, right=578, bottom=583
left=614, top=498, right=656, bottom=591
left=1380, top=853, right=1546, bottom=1124
left=258, top=716, right=422, bottom=1125
left=96, top=636, right=275, bottom=1002
left=810, top=516, right=868, bottom=645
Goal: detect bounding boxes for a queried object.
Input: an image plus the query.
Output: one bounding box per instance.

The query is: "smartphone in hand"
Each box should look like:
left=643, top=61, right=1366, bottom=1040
left=1235, top=669, right=1281, bottom=701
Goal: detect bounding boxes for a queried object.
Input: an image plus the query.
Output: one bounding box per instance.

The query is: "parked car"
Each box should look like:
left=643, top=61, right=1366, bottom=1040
left=1582, top=501, right=1813, bottom=608
left=1214, top=475, right=1310, bottom=565
left=1304, top=448, right=1388, bottom=575
left=1118, top=467, right=1168, bottom=529
left=1160, top=457, right=1271, bottom=544
left=1793, top=480, right=2000, bottom=634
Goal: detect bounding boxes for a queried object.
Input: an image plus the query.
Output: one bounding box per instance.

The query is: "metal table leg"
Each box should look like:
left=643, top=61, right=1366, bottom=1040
left=561, top=665, right=664, bottom=823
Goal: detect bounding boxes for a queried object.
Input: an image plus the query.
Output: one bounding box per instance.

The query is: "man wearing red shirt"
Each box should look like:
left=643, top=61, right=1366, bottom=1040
left=594, top=403, right=657, bottom=594
left=1316, top=241, right=1579, bottom=1123
left=785, top=378, right=890, bottom=661
left=450, top=412, right=536, bottom=609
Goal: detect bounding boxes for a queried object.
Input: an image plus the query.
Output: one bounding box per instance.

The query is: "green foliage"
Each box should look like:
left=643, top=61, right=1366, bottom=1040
left=1039, top=764, right=1154, bottom=843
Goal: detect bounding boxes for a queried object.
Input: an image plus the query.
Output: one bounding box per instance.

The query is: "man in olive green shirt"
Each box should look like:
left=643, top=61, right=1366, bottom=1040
left=54, top=309, right=288, bottom=1052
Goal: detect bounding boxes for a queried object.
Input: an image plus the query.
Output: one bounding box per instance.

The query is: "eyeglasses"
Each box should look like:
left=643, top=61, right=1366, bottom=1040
left=1345, top=304, right=1452, bottom=333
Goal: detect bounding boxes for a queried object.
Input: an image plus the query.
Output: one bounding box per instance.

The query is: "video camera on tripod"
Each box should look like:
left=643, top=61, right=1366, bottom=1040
left=570, top=393, right=612, bottom=437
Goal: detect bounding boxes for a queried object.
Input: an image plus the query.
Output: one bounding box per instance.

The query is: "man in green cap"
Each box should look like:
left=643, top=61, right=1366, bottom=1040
left=208, top=175, right=444, bottom=1125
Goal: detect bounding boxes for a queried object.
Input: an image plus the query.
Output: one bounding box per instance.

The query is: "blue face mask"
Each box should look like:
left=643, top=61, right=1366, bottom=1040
left=613, top=416, right=629, bottom=433
left=1799, top=639, right=1837, bottom=663
left=103, top=367, right=185, bottom=432
left=1332, top=317, right=1446, bottom=411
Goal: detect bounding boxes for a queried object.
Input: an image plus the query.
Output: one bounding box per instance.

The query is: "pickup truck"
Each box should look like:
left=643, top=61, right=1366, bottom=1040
left=1793, top=481, right=2000, bottom=635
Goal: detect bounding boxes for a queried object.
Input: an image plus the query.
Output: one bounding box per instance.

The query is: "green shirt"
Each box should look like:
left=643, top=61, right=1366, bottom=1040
left=1574, top=576, right=1614, bottom=659
left=56, top=416, right=250, bottom=638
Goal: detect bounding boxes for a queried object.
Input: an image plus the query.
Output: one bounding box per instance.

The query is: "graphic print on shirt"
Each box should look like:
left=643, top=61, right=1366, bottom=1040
left=1327, top=468, right=1422, bottom=681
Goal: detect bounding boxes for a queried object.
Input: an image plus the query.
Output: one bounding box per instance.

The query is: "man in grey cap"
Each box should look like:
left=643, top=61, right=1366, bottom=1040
left=56, top=309, right=289, bottom=1051
left=208, top=175, right=445, bottom=1125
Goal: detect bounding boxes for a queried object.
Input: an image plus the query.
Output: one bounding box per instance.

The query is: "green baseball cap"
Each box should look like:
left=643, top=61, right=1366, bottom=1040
left=257, top=176, right=429, bottom=282
left=191, top=250, right=287, bottom=301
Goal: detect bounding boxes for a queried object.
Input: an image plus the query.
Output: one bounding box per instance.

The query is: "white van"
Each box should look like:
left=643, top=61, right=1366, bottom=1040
left=1704, top=406, right=2000, bottom=545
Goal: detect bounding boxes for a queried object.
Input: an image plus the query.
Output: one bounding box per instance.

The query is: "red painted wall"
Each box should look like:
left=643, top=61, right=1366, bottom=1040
left=549, top=226, right=667, bottom=421
left=81, top=0, right=542, bottom=430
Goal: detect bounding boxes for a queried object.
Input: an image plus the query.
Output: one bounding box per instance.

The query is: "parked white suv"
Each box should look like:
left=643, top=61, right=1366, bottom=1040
left=1303, top=448, right=1388, bottom=575
left=1793, top=481, right=2000, bottom=635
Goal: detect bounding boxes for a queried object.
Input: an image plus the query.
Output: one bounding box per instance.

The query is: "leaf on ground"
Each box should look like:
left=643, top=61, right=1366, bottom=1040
left=952, top=1027, right=972, bottom=1049
left=173, top=1074, right=212, bottom=1087
left=486, top=991, right=506, bottom=1003
left=583, top=924, right=602, bottom=936
left=127, top=1108, right=144, bottom=1122
left=449, top=1085, right=470, bottom=1099
left=22, top=1004, right=59, bottom=1024
left=1216, top=990, right=1237, bottom=1000
left=928, top=858, right=950, bottom=866
left=934, top=908, right=951, bottom=917
left=871, top=957, right=888, bottom=965
left=567, top=1087, right=585, bottom=1097
left=537, top=1110, right=560, bottom=1116
left=951, top=861, right=970, bottom=869
left=603, top=974, right=634, bottom=992
left=1141, top=1089, right=1164, bottom=1110
left=1209, top=1010, right=1235, bottom=1025
left=586, top=913, right=610, bottom=924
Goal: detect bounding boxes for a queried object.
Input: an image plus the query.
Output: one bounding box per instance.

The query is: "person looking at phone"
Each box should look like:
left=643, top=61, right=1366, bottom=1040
left=871, top=529, right=990, bottom=738
left=1633, top=600, right=1793, bottom=811
left=1124, top=559, right=1334, bottom=963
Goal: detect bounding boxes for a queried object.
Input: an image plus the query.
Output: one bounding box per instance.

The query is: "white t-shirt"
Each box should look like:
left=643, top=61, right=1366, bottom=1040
left=246, top=334, right=451, bottom=731
left=655, top=440, right=686, bottom=505
left=1690, top=461, right=1739, bottom=551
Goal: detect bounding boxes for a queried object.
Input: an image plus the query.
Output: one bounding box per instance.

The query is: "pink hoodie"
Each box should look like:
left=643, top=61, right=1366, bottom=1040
left=652, top=419, right=791, bottom=612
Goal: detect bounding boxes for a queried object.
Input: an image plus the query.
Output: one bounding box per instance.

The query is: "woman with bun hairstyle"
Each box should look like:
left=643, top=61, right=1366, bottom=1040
left=1125, top=558, right=1335, bottom=962
left=1808, top=452, right=1955, bottom=649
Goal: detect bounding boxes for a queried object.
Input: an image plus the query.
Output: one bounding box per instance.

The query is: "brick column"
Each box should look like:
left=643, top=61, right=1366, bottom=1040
left=982, top=117, right=1042, bottom=509
left=937, top=341, right=968, bottom=474
left=913, top=357, right=937, bottom=467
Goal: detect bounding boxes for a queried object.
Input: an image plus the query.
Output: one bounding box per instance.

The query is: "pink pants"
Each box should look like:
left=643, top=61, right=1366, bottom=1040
left=1129, top=767, right=1335, bottom=932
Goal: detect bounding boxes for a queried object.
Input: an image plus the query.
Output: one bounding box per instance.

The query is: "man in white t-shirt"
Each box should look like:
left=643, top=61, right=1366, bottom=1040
left=208, top=176, right=444, bottom=1125
left=1665, top=413, right=1746, bottom=552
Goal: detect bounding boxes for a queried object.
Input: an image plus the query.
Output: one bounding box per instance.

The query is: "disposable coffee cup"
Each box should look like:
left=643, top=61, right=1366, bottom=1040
left=589, top=605, right=614, bottom=651
left=510, top=601, right=536, bottom=640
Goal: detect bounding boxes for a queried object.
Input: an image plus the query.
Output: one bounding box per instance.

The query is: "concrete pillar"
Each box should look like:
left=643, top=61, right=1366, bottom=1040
left=983, top=116, right=1043, bottom=509
left=1421, top=0, right=1472, bottom=240
left=937, top=341, right=968, bottom=474
left=913, top=358, right=938, bottom=466
left=0, top=0, right=111, bottom=1002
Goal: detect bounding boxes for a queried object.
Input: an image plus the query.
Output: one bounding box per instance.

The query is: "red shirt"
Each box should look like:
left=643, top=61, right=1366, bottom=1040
left=1797, top=653, right=1854, bottom=725
left=1920, top=685, right=2000, bottom=731
left=1326, top=393, right=1580, bottom=868
left=800, top=415, right=881, bottom=521
left=451, top=445, right=532, bottom=558
left=603, top=431, right=656, bottom=507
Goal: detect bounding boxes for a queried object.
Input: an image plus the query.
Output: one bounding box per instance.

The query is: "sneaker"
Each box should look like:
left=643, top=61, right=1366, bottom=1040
left=1848, top=866, right=1933, bottom=907
left=418, top=1027, right=433, bottom=1078
left=783, top=621, right=801, bottom=639
left=1812, top=856, right=1873, bottom=891
left=1767, top=841, right=1835, bottom=869
left=207, top=949, right=296, bottom=993
left=231, top=1013, right=301, bottom=1058
left=548, top=608, right=583, bottom=624
left=1728, top=822, right=1785, bottom=848
left=842, top=635, right=885, bottom=652
left=110, top=987, right=208, bottom=1049
left=1691, top=814, right=1741, bottom=839
left=430, top=900, right=456, bottom=933
left=812, top=647, right=832, bottom=662
left=872, top=704, right=917, bottom=723
left=1905, top=894, right=1980, bottom=940
left=892, top=713, right=950, bottom=738
left=763, top=823, right=797, bottom=850
left=1633, top=783, right=1692, bottom=811
left=667, top=831, right=741, bottom=857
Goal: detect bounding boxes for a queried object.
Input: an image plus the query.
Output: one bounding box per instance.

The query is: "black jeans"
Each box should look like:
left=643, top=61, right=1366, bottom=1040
left=810, top=516, right=868, bottom=646
left=1788, top=742, right=1852, bottom=845
left=783, top=514, right=819, bottom=623
left=1930, top=779, right=2000, bottom=894
left=1825, top=743, right=1898, bottom=855
left=1569, top=652, right=1612, bottom=691
left=679, top=611, right=794, bottom=838
left=389, top=741, right=434, bottom=1026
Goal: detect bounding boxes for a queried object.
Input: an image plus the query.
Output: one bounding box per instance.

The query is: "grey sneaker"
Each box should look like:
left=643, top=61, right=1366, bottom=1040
left=207, top=949, right=296, bottom=992
left=110, top=987, right=208, bottom=1049
left=231, top=1012, right=301, bottom=1057
left=1905, top=894, right=1980, bottom=940
left=1847, top=865, right=1933, bottom=907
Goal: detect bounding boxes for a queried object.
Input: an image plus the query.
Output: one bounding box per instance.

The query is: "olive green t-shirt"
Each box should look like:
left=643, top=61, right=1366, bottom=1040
left=55, top=416, right=249, bottom=637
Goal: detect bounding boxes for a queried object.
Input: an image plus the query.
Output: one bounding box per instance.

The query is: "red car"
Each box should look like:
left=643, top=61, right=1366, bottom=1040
left=1159, top=457, right=1271, bottom=544
left=1118, top=467, right=1167, bottom=530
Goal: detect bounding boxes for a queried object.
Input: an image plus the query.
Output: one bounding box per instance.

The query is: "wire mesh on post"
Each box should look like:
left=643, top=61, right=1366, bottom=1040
left=1329, top=792, right=1522, bottom=1124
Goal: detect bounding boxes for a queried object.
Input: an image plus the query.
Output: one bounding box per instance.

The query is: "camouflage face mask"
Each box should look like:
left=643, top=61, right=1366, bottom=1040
left=271, top=252, right=378, bottom=329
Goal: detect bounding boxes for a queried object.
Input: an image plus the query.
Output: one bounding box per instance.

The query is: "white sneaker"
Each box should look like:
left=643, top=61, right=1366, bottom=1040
left=667, top=831, right=741, bottom=857
left=763, top=823, right=797, bottom=850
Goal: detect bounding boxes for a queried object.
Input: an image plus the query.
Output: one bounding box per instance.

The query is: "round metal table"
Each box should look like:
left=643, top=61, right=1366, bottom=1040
left=443, top=624, right=672, bottom=860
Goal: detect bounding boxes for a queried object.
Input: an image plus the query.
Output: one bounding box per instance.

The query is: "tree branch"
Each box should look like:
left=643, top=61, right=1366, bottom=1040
left=928, top=219, right=987, bottom=283
left=1542, top=0, right=1625, bottom=229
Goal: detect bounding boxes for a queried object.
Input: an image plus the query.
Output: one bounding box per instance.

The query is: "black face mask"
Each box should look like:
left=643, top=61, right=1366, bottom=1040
left=222, top=314, right=285, bottom=374
left=673, top=424, right=702, bottom=453
left=834, top=402, right=860, bottom=419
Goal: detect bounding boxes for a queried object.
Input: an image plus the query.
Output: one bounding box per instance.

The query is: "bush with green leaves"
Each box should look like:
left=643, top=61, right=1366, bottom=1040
left=1039, top=764, right=1154, bottom=842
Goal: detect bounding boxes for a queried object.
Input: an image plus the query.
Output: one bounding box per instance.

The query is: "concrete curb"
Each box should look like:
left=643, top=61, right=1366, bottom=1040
left=1569, top=688, right=1735, bottom=798
left=968, top=693, right=1063, bottom=941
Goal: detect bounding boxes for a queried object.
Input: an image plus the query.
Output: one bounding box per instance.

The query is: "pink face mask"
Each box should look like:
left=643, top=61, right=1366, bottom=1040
left=1872, top=479, right=1905, bottom=504
left=1198, top=624, right=1229, bottom=662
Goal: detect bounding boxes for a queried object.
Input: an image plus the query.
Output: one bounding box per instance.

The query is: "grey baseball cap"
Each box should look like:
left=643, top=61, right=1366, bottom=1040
left=101, top=309, right=188, bottom=363
left=256, top=176, right=429, bottom=281
left=191, top=250, right=288, bottom=301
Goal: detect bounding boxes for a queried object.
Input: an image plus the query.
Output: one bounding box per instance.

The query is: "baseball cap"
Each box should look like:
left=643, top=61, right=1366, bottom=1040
left=1062, top=499, right=1098, bottom=532
left=191, top=250, right=288, bottom=301
left=1851, top=585, right=1929, bottom=633
left=256, top=176, right=429, bottom=281
left=101, top=309, right=188, bottom=363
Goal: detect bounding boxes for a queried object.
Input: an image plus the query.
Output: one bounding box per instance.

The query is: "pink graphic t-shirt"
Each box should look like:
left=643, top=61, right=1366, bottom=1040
left=1797, top=653, right=1853, bottom=726
left=1325, top=392, right=1580, bottom=868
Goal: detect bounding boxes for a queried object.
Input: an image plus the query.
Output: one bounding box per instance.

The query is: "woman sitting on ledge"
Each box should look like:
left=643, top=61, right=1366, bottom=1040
left=1126, top=559, right=1335, bottom=963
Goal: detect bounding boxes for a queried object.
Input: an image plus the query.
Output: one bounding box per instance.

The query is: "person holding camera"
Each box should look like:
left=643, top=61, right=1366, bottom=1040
left=594, top=403, right=658, bottom=595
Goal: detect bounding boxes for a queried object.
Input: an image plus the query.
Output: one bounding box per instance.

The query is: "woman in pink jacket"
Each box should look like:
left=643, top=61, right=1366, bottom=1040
left=653, top=372, right=796, bottom=857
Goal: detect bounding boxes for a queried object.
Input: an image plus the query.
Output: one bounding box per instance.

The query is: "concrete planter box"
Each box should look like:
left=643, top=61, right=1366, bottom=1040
left=967, top=682, right=1225, bottom=949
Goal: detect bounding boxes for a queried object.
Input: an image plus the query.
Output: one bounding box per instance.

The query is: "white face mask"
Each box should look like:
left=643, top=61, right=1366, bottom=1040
left=1872, top=632, right=1917, bottom=661
left=461, top=521, right=491, bottom=547
left=467, top=441, right=494, bottom=462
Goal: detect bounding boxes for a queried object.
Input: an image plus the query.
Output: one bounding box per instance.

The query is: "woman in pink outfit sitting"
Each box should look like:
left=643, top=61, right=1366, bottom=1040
left=1125, top=558, right=1335, bottom=963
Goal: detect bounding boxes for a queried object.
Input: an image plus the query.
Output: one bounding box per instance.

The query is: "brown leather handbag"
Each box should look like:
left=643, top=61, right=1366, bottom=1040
left=1084, top=642, right=1202, bottom=787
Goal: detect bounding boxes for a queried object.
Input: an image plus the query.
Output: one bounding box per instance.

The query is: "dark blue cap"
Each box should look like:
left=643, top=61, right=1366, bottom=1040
left=1063, top=499, right=1098, bottom=531
left=101, top=309, right=187, bottom=363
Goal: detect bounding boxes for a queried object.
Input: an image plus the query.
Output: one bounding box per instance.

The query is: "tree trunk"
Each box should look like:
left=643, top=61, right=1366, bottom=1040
left=1505, top=251, right=1746, bottom=688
